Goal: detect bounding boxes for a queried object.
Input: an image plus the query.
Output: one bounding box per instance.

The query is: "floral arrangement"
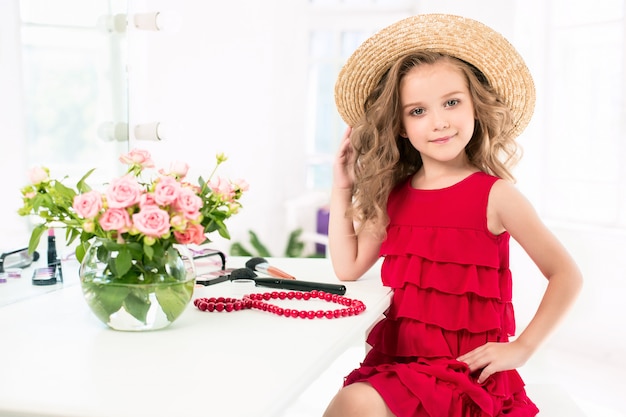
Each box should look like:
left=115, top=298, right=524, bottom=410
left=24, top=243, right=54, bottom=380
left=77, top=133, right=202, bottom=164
left=18, top=149, right=248, bottom=282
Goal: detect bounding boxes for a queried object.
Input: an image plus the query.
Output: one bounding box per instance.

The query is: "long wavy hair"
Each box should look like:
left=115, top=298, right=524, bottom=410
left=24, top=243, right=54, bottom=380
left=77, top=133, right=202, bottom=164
left=347, top=51, right=521, bottom=237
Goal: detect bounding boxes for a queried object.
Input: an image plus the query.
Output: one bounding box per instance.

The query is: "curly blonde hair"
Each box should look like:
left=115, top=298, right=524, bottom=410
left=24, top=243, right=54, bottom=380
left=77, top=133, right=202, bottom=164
left=347, top=51, right=521, bottom=237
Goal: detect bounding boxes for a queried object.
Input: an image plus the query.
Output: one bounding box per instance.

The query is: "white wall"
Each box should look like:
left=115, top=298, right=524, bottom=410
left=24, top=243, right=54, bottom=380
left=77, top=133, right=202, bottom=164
left=126, top=0, right=310, bottom=256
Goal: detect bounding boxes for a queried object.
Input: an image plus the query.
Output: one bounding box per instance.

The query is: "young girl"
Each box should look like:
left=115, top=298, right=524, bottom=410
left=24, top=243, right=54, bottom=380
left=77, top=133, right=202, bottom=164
left=323, top=14, right=582, bottom=417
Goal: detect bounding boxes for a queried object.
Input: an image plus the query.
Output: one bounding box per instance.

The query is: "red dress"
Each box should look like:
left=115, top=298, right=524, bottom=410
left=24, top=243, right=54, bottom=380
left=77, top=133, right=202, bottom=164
left=344, top=172, right=539, bottom=417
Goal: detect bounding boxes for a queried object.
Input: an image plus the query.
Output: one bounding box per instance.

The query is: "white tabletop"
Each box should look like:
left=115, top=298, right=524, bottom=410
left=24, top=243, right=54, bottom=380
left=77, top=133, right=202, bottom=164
left=0, top=256, right=391, bottom=417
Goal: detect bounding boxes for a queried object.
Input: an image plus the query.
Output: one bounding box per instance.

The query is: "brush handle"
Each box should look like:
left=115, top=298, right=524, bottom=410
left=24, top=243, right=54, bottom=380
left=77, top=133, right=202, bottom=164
left=253, top=278, right=346, bottom=295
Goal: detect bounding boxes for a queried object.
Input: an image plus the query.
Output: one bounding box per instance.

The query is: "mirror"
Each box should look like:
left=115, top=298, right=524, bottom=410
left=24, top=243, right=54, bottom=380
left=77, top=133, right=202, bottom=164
left=19, top=0, right=129, bottom=183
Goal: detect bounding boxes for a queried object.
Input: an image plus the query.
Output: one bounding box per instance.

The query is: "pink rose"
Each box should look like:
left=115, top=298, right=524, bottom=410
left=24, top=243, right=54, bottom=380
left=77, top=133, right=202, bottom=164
left=73, top=190, right=103, bottom=219
left=232, top=178, right=250, bottom=192
left=98, top=208, right=132, bottom=233
left=153, top=176, right=181, bottom=206
left=174, top=223, right=206, bottom=245
left=132, top=206, right=171, bottom=237
left=119, top=149, right=155, bottom=168
left=106, top=175, right=142, bottom=209
left=28, top=166, right=49, bottom=185
left=170, top=214, right=186, bottom=230
left=159, top=161, right=189, bottom=179
left=209, top=177, right=235, bottom=201
left=176, top=187, right=202, bottom=220
left=140, top=193, right=157, bottom=207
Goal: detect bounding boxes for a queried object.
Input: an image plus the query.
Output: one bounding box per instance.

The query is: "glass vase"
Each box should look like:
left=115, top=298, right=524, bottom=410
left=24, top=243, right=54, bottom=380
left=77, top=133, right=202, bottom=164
left=79, top=238, right=196, bottom=331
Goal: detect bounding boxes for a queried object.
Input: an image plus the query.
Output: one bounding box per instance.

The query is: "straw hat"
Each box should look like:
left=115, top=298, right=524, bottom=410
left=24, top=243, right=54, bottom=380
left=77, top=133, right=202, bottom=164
left=334, top=13, right=535, bottom=139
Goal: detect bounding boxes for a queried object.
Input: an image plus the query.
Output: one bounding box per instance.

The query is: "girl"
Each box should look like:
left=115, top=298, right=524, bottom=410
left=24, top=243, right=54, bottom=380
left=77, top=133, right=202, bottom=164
left=323, top=14, right=582, bottom=417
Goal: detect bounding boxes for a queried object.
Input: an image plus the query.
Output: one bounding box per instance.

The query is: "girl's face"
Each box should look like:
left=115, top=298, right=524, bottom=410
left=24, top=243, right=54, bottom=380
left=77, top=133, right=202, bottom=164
left=399, top=60, right=475, bottom=168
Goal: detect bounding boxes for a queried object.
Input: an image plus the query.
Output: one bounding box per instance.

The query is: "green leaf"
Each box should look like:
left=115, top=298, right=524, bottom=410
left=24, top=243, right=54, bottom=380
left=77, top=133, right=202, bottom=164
left=82, top=281, right=130, bottom=324
left=123, top=288, right=151, bottom=324
left=284, top=228, right=305, bottom=258
left=76, top=168, right=96, bottom=193
left=28, top=224, right=47, bottom=255
left=229, top=243, right=252, bottom=257
left=75, top=241, right=87, bottom=264
left=115, top=247, right=133, bottom=277
left=155, top=281, right=194, bottom=322
left=143, top=243, right=154, bottom=260
left=248, top=230, right=272, bottom=257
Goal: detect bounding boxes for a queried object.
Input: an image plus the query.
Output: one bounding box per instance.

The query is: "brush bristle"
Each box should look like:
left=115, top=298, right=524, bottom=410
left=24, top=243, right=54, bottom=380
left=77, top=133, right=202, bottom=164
left=245, top=257, right=266, bottom=269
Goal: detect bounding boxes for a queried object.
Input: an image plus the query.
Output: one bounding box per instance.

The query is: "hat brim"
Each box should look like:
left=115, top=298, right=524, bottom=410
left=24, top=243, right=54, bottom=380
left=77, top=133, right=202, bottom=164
left=334, top=14, right=535, bottom=139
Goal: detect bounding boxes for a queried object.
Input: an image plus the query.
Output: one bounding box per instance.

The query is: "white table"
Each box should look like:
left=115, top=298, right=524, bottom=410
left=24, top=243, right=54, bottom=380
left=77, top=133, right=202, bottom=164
left=0, top=256, right=391, bottom=417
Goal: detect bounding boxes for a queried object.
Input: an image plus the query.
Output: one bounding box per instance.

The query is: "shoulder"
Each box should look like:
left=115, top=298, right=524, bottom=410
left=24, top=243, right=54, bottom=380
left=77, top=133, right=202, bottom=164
left=488, top=179, right=541, bottom=233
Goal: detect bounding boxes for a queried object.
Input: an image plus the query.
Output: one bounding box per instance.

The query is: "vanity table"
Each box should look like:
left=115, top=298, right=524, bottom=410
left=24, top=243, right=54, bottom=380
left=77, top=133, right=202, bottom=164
left=0, top=256, right=391, bottom=417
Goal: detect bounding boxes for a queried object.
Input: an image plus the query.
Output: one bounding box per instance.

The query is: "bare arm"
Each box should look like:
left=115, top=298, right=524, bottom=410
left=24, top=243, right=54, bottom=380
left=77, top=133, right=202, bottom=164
left=328, top=128, right=382, bottom=281
left=458, top=180, right=583, bottom=382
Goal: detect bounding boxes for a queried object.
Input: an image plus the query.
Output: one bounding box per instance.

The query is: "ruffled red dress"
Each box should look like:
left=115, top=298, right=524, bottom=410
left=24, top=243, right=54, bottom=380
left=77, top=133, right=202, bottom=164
left=343, top=172, right=539, bottom=417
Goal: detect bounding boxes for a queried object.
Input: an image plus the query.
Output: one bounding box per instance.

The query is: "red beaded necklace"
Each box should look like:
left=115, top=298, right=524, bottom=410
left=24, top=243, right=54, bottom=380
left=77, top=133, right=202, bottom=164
left=194, top=289, right=366, bottom=319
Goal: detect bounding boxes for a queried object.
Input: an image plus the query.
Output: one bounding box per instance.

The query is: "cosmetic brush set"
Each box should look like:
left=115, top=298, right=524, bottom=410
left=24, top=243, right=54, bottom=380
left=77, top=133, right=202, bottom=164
left=195, top=256, right=347, bottom=295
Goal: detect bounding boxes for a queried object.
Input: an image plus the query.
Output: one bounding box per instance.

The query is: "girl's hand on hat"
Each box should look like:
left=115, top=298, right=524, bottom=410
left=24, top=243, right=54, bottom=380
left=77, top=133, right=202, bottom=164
left=456, top=340, right=533, bottom=384
left=333, top=127, right=355, bottom=190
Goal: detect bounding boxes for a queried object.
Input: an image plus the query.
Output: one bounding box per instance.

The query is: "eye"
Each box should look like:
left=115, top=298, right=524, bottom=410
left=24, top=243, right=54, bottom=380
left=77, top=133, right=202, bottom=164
left=445, top=99, right=459, bottom=107
left=409, top=107, right=424, bottom=116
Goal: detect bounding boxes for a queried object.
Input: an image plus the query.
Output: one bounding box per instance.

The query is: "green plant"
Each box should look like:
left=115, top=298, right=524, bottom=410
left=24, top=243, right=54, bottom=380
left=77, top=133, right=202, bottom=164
left=230, top=229, right=325, bottom=258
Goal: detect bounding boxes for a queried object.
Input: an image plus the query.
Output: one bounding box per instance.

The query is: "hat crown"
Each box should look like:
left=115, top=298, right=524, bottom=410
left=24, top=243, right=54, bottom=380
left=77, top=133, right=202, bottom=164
left=335, top=13, right=535, bottom=139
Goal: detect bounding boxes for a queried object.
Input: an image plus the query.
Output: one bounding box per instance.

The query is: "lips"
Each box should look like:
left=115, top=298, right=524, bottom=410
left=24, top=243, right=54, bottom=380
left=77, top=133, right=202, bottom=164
left=430, top=136, right=451, bottom=144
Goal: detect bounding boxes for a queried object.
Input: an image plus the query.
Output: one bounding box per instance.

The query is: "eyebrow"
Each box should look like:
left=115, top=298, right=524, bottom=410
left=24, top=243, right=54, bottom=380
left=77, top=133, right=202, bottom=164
left=402, top=90, right=467, bottom=110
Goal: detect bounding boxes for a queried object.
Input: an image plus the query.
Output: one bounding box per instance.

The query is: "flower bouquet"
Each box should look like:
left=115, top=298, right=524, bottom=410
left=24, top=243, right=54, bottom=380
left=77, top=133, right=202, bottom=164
left=18, top=149, right=248, bottom=330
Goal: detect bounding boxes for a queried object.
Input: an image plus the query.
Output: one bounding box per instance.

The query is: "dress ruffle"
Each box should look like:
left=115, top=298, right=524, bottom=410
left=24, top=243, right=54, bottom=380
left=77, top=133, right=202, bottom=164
left=381, top=255, right=512, bottom=300
left=367, top=317, right=503, bottom=358
left=381, top=225, right=510, bottom=269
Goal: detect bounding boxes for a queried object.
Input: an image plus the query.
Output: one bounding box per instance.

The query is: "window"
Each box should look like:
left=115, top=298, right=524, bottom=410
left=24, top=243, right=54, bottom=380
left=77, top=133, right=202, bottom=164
left=543, top=0, right=625, bottom=227
left=304, top=1, right=415, bottom=190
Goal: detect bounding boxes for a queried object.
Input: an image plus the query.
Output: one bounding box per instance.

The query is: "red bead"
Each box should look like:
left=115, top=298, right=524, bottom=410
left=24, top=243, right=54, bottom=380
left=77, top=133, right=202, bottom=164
left=298, top=310, right=307, bottom=318
left=310, top=290, right=319, bottom=298
left=225, top=303, right=234, bottom=312
left=270, top=291, right=279, bottom=299
left=278, top=292, right=287, bottom=300
left=315, top=310, right=324, bottom=318
left=302, top=292, right=311, bottom=300
left=276, top=308, right=284, bottom=316
left=263, top=292, right=271, bottom=300
left=324, top=311, right=334, bottom=319
left=287, top=292, right=295, bottom=299
left=333, top=309, right=341, bottom=318
left=294, top=292, right=303, bottom=300
left=283, top=308, right=291, bottom=317
left=306, top=311, right=315, bottom=319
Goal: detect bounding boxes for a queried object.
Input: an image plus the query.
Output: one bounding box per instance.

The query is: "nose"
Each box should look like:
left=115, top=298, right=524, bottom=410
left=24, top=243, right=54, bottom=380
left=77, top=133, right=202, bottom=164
left=431, top=109, right=449, bottom=130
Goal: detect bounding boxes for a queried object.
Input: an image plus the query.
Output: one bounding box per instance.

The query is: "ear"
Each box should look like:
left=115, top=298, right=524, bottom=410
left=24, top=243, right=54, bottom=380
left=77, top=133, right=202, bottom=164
left=399, top=126, right=408, bottom=138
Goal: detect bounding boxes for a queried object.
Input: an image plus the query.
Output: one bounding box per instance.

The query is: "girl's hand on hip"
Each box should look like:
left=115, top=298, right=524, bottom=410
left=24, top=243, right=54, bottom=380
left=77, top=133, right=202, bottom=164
left=333, top=127, right=355, bottom=190
left=456, top=340, right=532, bottom=384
